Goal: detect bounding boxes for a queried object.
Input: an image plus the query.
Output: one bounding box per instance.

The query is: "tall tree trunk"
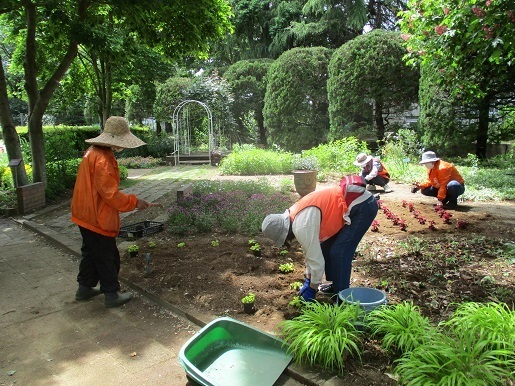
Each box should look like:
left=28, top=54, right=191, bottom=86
left=22, top=0, right=85, bottom=186
left=255, top=109, right=266, bottom=146
left=475, top=95, right=490, bottom=159
left=374, top=99, right=385, bottom=141
left=0, top=57, right=29, bottom=187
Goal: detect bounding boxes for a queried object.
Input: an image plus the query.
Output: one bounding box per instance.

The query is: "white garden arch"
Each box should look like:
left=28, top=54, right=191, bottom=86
left=172, top=100, right=214, bottom=165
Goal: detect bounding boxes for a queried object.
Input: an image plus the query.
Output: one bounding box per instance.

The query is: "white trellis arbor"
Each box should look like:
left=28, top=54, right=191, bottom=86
left=172, top=100, right=214, bottom=165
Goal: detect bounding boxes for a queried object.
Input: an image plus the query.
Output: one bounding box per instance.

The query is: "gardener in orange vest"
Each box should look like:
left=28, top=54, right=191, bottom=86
left=354, top=152, right=392, bottom=193
left=261, top=175, right=378, bottom=302
left=71, top=116, right=159, bottom=308
left=411, top=151, right=465, bottom=210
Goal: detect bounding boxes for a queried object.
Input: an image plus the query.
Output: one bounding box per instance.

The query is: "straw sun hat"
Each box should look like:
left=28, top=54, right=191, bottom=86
left=85, top=116, right=146, bottom=149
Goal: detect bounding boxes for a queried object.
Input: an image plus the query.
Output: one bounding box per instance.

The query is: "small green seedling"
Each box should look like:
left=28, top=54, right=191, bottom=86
left=177, top=242, right=186, bottom=248
left=288, top=296, right=303, bottom=308
left=279, top=250, right=289, bottom=256
left=128, top=245, right=139, bottom=253
left=279, top=262, right=294, bottom=273
left=248, top=239, right=258, bottom=246
left=148, top=241, right=157, bottom=248
left=211, top=240, right=220, bottom=247
left=290, top=281, right=303, bottom=291
left=241, top=293, right=255, bottom=304
left=249, top=243, right=261, bottom=252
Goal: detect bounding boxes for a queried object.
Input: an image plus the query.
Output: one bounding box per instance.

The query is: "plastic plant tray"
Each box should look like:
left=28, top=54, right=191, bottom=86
left=179, top=317, right=292, bottom=386
left=118, top=221, right=164, bottom=239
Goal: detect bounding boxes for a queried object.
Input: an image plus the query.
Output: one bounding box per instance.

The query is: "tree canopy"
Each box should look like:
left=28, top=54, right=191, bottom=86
left=399, top=0, right=515, bottom=157
left=0, top=0, right=233, bottom=185
left=328, top=30, right=419, bottom=141
left=263, top=46, right=332, bottom=152
left=224, top=59, right=274, bottom=145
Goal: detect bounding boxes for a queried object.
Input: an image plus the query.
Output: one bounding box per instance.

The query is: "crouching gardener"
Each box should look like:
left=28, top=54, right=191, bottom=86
left=261, top=175, right=378, bottom=302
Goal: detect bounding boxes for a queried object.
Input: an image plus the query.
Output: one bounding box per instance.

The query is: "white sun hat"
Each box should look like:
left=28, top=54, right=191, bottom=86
left=419, top=151, right=440, bottom=164
left=261, top=210, right=290, bottom=247
left=353, top=152, right=373, bottom=167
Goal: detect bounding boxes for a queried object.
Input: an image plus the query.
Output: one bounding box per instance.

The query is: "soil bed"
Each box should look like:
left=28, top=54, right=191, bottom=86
left=120, top=176, right=515, bottom=385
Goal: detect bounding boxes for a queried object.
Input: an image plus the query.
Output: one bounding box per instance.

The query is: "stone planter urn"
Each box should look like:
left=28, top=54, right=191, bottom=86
left=293, top=170, right=318, bottom=197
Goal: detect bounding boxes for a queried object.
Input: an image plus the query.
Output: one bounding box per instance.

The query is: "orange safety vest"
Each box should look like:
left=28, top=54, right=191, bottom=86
left=71, top=146, right=138, bottom=237
left=289, top=186, right=347, bottom=242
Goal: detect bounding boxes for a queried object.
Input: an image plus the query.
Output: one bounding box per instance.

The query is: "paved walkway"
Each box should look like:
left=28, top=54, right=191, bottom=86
left=1, top=167, right=338, bottom=386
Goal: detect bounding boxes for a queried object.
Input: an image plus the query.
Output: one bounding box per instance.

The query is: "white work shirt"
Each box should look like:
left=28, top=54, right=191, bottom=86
left=292, top=206, right=325, bottom=287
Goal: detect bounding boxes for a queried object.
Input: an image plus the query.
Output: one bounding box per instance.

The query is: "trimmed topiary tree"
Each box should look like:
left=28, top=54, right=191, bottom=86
left=328, top=30, right=419, bottom=142
left=263, top=47, right=333, bottom=152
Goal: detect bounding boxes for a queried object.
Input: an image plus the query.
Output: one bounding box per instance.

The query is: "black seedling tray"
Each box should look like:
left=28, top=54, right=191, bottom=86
left=118, top=221, right=164, bottom=239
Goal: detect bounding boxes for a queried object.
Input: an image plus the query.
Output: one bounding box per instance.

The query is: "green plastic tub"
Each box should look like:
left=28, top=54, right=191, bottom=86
left=179, top=317, right=292, bottom=386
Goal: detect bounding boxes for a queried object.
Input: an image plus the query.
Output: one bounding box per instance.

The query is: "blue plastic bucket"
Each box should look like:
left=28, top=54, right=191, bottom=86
left=338, top=287, right=387, bottom=313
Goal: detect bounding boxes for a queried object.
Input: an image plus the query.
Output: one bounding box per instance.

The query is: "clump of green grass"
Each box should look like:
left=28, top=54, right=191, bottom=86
left=278, top=302, right=363, bottom=374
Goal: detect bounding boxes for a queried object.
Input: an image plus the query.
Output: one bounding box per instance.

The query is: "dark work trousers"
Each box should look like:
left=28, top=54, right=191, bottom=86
left=367, top=175, right=389, bottom=188
left=77, top=226, right=121, bottom=294
left=420, top=180, right=465, bottom=205
left=321, top=195, right=379, bottom=293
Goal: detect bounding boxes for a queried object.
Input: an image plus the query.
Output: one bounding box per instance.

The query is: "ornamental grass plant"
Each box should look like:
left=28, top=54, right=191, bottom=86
left=277, top=302, right=363, bottom=374
left=395, top=333, right=514, bottom=386
left=367, top=301, right=437, bottom=355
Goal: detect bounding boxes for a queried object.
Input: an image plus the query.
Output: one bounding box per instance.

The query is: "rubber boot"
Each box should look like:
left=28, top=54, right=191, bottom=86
left=104, top=292, right=134, bottom=308
left=75, top=285, right=102, bottom=301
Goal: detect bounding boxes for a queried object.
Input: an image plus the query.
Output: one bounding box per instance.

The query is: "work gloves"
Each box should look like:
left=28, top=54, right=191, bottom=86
left=299, top=278, right=317, bottom=302
left=411, top=184, right=420, bottom=193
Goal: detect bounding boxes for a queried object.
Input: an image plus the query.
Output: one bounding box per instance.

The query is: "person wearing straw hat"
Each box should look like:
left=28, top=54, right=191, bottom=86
left=261, top=175, right=378, bottom=303
left=71, top=116, right=159, bottom=308
left=411, top=150, right=465, bottom=210
left=353, top=152, right=392, bottom=193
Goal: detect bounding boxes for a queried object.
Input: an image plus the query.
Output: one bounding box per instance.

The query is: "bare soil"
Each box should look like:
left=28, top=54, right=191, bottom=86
left=119, top=175, right=515, bottom=385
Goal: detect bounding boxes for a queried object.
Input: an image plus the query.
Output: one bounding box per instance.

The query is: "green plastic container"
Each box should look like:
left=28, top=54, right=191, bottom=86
left=179, top=317, right=292, bottom=386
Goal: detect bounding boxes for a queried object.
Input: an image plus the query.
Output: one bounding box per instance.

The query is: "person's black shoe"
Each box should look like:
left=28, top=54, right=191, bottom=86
left=443, top=202, right=457, bottom=210
left=104, top=292, right=134, bottom=308
left=75, top=286, right=102, bottom=301
left=318, top=283, right=335, bottom=296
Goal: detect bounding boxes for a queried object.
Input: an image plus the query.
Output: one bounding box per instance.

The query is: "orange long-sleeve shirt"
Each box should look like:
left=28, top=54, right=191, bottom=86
left=71, top=146, right=137, bottom=237
left=419, top=160, right=465, bottom=201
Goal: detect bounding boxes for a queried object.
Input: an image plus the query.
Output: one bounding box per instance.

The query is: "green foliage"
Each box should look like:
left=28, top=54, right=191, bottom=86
left=440, top=302, right=515, bottom=353
left=241, top=293, right=255, bottom=304
left=45, top=158, right=81, bottom=201
left=278, top=302, right=363, bottom=374
left=290, top=281, right=303, bottom=291
left=367, top=301, right=437, bottom=355
left=117, top=156, right=161, bottom=169
left=328, top=30, right=419, bottom=141
left=278, top=262, right=294, bottom=273
left=417, top=64, right=477, bottom=155
left=128, top=245, right=139, bottom=253
left=263, top=47, right=333, bottom=152
left=224, top=59, right=274, bottom=144
left=302, top=137, right=369, bottom=174
left=118, top=165, right=128, bottom=181
left=399, top=0, right=515, bottom=103
left=395, top=332, right=514, bottom=385
left=167, top=179, right=295, bottom=235
left=153, top=77, right=193, bottom=122
left=219, top=145, right=293, bottom=175
left=291, top=154, right=319, bottom=171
